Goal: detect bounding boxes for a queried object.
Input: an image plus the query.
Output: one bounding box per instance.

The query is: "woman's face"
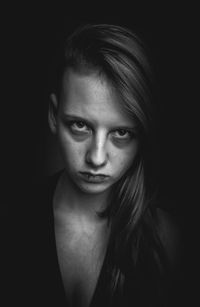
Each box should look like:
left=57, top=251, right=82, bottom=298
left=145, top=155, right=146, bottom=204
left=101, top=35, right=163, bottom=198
left=52, top=69, right=139, bottom=194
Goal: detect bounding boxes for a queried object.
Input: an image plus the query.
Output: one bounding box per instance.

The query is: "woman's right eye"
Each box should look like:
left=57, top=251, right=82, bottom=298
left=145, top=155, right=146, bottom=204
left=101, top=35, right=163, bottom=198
left=70, top=121, right=90, bottom=133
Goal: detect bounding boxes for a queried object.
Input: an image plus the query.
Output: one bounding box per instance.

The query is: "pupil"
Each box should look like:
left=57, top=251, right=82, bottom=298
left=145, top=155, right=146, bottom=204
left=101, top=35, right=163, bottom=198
left=77, top=122, right=84, bottom=128
left=119, top=129, right=126, bottom=136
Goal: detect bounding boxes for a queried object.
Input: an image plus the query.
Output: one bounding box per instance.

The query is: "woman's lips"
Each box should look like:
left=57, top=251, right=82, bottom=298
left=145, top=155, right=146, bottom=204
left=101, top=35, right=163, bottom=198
left=79, top=172, right=110, bottom=183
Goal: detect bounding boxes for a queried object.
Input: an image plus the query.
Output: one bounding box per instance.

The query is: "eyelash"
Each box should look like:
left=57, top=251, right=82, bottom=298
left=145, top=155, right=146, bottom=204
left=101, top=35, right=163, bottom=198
left=66, top=120, right=134, bottom=140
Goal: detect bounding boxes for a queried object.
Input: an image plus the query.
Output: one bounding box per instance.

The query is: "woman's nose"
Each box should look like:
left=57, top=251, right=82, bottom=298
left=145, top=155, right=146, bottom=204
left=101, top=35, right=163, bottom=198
left=86, top=133, right=108, bottom=168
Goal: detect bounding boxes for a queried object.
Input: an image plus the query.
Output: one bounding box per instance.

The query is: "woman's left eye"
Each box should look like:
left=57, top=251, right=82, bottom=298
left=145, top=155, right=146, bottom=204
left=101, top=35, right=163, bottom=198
left=112, top=129, right=132, bottom=139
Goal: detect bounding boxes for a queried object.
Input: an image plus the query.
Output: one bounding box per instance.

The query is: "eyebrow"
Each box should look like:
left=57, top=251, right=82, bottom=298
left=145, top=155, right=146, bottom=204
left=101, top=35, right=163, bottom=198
left=62, top=113, right=137, bottom=131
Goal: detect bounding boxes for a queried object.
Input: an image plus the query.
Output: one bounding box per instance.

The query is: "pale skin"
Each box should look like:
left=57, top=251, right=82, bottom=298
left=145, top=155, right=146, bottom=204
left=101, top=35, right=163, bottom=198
left=49, top=69, right=139, bottom=214
left=48, top=69, right=139, bottom=306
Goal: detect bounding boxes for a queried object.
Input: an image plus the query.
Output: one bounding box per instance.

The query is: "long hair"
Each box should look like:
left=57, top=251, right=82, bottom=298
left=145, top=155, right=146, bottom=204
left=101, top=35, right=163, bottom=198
left=53, top=24, right=168, bottom=306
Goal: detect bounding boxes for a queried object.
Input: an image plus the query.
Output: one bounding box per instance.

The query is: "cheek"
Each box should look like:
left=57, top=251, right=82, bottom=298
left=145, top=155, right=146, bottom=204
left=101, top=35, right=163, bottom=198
left=58, top=131, right=86, bottom=165
left=112, top=144, right=138, bottom=174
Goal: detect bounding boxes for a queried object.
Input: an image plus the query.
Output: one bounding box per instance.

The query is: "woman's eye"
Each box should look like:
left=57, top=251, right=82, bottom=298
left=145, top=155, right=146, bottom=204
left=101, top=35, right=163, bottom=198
left=73, top=121, right=85, bottom=129
left=113, top=129, right=132, bottom=139
left=70, top=121, right=90, bottom=133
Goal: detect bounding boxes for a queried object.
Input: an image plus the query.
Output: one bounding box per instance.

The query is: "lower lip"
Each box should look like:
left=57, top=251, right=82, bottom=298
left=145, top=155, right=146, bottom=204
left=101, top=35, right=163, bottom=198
left=79, top=173, right=109, bottom=183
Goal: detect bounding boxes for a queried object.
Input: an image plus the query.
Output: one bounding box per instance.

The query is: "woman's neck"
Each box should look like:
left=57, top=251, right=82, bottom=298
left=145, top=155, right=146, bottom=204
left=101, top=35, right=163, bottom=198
left=53, top=170, right=110, bottom=220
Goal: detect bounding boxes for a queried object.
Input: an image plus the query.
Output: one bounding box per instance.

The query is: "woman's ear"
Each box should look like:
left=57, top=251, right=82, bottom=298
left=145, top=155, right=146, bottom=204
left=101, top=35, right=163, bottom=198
left=48, top=93, right=58, bottom=134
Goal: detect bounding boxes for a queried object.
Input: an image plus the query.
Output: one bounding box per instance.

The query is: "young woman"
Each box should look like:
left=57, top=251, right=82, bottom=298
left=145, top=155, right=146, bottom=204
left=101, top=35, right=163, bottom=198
left=47, top=23, right=178, bottom=307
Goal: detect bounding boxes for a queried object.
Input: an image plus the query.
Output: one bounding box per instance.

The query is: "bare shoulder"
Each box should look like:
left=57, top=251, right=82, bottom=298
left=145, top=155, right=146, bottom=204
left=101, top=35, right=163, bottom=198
left=156, top=208, right=182, bottom=267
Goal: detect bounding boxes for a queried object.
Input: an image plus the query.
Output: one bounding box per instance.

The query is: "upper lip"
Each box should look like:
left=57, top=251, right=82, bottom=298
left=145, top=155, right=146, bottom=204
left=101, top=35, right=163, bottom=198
left=80, top=172, right=109, bottom=177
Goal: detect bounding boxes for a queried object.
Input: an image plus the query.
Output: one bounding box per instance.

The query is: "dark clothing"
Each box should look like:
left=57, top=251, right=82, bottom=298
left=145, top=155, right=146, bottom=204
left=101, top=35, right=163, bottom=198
left=2, top=170, right=113, bottom=307
left=2, top=171, right=66, bottom=306
left=2, top=171, right=180, bottom=306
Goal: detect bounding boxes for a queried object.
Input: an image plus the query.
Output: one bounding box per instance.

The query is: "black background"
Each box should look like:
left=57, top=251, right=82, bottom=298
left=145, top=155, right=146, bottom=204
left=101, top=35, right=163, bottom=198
left=2, top=2, right=198, bottom=306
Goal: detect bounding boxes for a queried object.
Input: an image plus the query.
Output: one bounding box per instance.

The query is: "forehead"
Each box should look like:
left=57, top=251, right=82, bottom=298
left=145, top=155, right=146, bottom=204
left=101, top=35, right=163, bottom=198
left=59, top=69, right=135, bottom=127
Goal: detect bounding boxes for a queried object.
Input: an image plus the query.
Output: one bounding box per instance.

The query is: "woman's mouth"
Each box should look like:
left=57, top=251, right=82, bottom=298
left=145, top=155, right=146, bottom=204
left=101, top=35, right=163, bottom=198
left=79, top=172, right=110, bottom=183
